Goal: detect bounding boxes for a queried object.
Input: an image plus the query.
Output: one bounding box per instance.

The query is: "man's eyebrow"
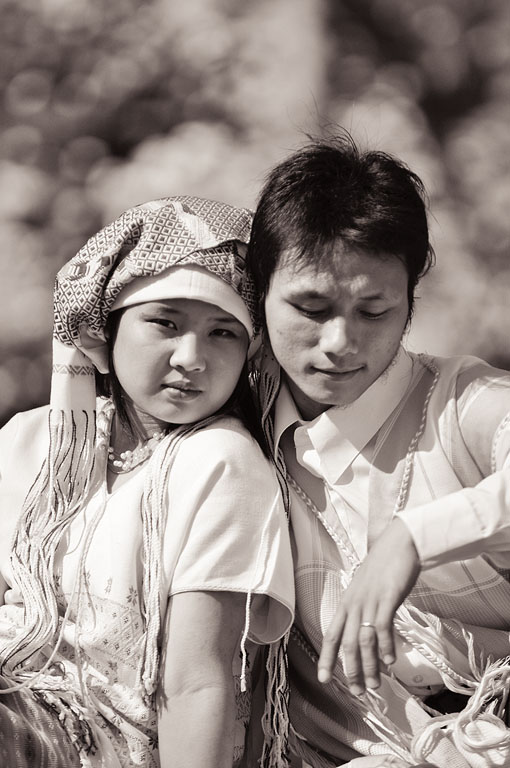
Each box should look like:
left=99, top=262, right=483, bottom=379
left=357, top=292, right=389, bottom=301
left=287, top=289, right=390, bottom=301
left=286, top=289, right=328, bottom=300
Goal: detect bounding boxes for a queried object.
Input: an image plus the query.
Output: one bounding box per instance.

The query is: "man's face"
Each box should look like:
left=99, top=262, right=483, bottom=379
left=264, top=244, right=410, bottom=420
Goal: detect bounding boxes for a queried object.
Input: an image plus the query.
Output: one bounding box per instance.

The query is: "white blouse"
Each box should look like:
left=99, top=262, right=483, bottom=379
left=0, top=404, right=294, bottom=767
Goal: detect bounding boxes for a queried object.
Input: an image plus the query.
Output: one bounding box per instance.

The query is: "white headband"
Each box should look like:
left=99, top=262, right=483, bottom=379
left=111, top=264, right=254, bottom=338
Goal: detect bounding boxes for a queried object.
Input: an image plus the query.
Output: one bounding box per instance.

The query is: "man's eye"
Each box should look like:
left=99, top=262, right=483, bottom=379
left=360, top=310, right=388, bottom=319
left=293, top=304, right=325, bottom=318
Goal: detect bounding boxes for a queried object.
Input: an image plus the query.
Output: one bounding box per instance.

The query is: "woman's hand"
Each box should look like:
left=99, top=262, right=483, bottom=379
left=318, top=517, right=421, bottom=694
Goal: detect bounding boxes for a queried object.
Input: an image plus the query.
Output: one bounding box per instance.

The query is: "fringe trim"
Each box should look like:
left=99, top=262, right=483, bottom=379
left=252, top=344, right=294, bottom=767
left=411, top=657, right=510, bottom=766
left=261, top=631, right=291, bottom=768
left=1, top=408, right=96, bottom=677
left=137, top=414, right=219, bottom=699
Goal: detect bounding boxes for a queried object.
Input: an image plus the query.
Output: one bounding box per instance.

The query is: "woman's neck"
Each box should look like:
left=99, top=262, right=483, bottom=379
left=106, top=411, right=170, bottom=492
left=110, top=408, right=169, bottom=454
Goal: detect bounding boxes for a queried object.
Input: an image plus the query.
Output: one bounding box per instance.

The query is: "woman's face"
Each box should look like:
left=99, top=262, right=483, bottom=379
left=264, top=244, right=410, bottom=420
left=111, top=298, right=249, bottom=432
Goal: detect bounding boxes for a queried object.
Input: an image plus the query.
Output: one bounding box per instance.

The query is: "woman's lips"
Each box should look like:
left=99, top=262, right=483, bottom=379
left=163, top=381, right=202, bottom=399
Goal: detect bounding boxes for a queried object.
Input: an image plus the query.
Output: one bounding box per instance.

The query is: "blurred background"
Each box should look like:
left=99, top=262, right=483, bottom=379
left=1, top=0, right=509, bottom=426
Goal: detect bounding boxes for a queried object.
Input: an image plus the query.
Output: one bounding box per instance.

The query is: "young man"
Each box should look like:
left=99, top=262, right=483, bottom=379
left=247, top=133, right=510, bottom=768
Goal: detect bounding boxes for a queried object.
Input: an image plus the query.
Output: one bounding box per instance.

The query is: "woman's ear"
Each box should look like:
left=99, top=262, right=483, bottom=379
left=78, top=325, right=109, bottom=374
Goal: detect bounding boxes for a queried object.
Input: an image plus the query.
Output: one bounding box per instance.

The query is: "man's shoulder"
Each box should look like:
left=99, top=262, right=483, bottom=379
left=420, top=353, right=510, bottom=398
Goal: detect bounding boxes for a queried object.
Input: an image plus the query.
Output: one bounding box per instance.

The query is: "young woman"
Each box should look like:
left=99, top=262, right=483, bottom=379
left=0, top=196, right=294, bottom=768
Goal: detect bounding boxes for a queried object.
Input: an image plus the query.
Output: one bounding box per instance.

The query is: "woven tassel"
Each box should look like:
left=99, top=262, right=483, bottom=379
left=393, top=603, right=479, bottom=695
left=1, top=408, right=96, bottom=676
left=410, top=656, right=510, bottom=766
left=239, top=591, right=253, bottom=694
left=260, top=632, right=291, bottom=768
left=252, top=342, right=294, bottom=767
left=138, top=416, right=218, bottom=699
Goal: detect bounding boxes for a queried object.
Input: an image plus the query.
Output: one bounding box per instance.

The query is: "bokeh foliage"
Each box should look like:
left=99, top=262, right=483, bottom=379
left=1, top=0, right=509, bottom=425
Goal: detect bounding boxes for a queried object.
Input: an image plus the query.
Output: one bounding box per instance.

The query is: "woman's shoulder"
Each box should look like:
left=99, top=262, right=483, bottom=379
left=0, top=404, right=51, bottom=445
left=172, top=415, right=273, bottom=476
left=0, top=405, right=51, bottom=485
left=181, top=414, right=263, bottom=452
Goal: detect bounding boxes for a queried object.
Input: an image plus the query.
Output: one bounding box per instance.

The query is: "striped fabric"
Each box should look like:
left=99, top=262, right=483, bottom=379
left=277, top=354, right=510, bottom=766
left=0, top=676, right=80, bottom=768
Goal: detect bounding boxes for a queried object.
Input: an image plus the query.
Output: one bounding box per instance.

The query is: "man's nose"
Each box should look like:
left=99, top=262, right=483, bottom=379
left=318, top=317, right=357, bottom=356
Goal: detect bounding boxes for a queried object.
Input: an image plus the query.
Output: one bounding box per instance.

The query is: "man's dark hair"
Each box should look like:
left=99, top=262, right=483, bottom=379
left=247, top=131, right=435, bottom=317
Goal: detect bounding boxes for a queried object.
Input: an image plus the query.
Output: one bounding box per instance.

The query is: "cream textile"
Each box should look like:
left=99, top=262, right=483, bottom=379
left=0, top=403, right=294, bottom=767
left=276, top=353, right=510, bottom=767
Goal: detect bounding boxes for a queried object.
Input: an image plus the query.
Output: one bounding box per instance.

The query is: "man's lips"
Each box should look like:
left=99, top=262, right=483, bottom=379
left=313, top=365, right=364, bottom=376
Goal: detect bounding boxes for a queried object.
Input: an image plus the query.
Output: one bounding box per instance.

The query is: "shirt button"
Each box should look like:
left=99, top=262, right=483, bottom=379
left=413, top=674, right=424, bottom=683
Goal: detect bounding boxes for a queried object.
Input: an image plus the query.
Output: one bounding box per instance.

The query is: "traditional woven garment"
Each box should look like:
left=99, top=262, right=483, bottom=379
left=253, top=346, right=510, bottom=768
left=0, top=196, right=265, bottom=765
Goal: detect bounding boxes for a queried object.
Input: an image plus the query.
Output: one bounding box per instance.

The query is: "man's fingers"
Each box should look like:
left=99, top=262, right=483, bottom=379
left=341, top=622, right=365, bottom=695
left=358, top=623, right=380, bottom=690
left=376, top=621, right=396, bottom=666
left=317, top=592, right=398, bottom=691
left=317, top=608, right=348, bottom=683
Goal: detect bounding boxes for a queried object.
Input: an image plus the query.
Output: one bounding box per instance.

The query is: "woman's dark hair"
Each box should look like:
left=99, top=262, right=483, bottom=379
left=247, top=130, right=435, bottom=319
left=95, top=310, right=268, bottom=453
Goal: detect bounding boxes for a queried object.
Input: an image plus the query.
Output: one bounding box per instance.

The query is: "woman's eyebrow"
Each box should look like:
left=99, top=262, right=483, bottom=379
left=144, top=303, right=242, bottom=325
left=209, top=315, right=242, bottom=324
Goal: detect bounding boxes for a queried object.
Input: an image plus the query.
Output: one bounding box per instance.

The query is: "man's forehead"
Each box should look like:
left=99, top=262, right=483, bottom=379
left=270, top=245, right=408, bottom=302
left=275, top=246, right=385, bottom=281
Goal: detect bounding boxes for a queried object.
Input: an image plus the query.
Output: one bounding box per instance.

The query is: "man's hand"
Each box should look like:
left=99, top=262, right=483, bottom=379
left=318, top=517, right=421, bottom=694
left=342, top=758, right=408, bottom=767
left=342, top=756, right=438, bottom=767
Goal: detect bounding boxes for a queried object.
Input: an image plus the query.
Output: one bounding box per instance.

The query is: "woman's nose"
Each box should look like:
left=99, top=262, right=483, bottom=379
left=318, top=317, right=357, bottom=356
left=169, top=334, right=206, bottom=372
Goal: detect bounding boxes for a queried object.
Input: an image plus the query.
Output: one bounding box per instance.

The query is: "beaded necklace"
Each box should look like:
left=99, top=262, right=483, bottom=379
left=107, top=430, right=168, bottom=473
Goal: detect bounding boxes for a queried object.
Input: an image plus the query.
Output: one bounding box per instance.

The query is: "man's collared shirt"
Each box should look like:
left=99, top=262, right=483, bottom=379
left=275, top=348, right=510, bottom=696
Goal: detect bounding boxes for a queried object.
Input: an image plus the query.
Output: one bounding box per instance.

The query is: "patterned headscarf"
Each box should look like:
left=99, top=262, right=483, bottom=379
left=51, top=195, right=256, bottom=405
left=4, top=196, right=256, bottom=689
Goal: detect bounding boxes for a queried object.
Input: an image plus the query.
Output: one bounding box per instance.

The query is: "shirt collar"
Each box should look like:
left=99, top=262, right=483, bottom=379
left=291, top=347, right=415, bottom=484
left=273, top=380, right=303, bottom=457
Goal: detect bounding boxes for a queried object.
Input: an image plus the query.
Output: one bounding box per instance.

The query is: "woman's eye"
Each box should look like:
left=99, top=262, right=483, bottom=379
left=211, top=328, right=237, bottom=338
left=148, top=317, right=177, bottom=329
